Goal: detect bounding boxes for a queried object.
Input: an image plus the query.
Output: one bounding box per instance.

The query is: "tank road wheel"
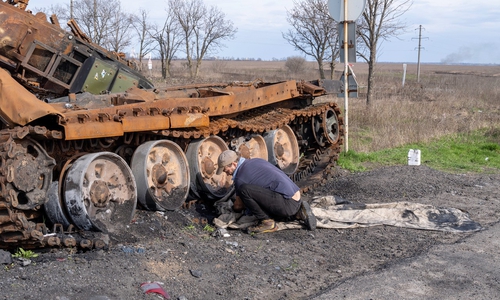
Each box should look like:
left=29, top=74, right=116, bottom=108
left=264, top=125, right=300, bottom=175
left=232, top=135, right=268, bottom=160
left=4, top=139, right=55, bottom=210
left=312, top=107, right=340, bottom=147
left=44, top=181, right=72, bottom=229
left=45, top=157, right=81, bottom=230
left=185, top=136, right=230, bottom=200
left=131, top=140, right=190, bottom=211
left=63, top=152, right=137, bottom=233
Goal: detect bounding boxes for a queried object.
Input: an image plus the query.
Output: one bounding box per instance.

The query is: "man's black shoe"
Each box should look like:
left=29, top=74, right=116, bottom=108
left=297, top=201, right=317, bottom=230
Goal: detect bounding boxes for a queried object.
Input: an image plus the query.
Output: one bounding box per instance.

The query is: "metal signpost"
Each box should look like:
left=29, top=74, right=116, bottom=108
left=328, top=0, right=366, bottom=153
left=148, top=54, right=153, bottom=76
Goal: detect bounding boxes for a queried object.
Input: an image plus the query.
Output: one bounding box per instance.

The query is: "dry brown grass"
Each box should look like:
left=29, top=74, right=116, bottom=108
left=145, top=60, right=321, bottom=85
left=346, top=63, right=500, bottom=152
left=144, top=60, right=500, bottom=152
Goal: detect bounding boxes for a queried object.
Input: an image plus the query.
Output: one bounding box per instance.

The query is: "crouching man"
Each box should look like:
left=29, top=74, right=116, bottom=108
left=216, top=150, right=316, bottom=234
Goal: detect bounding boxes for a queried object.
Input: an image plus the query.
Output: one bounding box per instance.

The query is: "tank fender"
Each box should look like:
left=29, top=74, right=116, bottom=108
left=0, top=68, right=61, bottom=126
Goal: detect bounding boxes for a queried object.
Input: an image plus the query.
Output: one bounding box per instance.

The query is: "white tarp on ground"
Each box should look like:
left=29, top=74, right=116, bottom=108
left=213, top=196, right=482, bottom=233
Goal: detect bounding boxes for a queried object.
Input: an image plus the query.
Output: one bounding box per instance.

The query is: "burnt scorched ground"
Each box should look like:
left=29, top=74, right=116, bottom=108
left=0, top=165, right=499, bottom=300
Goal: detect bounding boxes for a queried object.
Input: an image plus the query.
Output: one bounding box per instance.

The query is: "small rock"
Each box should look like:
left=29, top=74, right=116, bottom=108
left=0, top=250, right=12, bottom=264
left=225, top=241, right=238, bottom=247
left=189, top=269, right=202, bottom=278
left=213, top=228, right=230, bottom=238
left=18, top=258, right=31, bottom=266
left=121, top=246, right=134, bottom=254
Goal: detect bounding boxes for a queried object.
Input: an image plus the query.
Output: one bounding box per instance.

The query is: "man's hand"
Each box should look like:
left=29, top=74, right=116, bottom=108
left=232, top=196, right=244, bottom=212
left=217, top=173, right=228, bottom=188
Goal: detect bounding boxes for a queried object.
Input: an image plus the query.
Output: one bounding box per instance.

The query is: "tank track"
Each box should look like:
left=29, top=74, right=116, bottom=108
left=0, top=102, right=343, bottom=249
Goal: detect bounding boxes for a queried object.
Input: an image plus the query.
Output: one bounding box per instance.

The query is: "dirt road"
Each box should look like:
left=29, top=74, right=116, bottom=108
left=0, top=165, right=498, bottom=300
left=313, top=219, right=500, bottom=299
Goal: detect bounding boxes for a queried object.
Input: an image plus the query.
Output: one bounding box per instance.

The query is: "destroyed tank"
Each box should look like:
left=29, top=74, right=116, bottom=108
left=0, top=1, right=344, bottom=249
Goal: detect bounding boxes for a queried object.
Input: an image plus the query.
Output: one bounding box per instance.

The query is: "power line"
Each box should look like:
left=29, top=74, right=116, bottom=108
left=412, top=25, right=428, bottom=82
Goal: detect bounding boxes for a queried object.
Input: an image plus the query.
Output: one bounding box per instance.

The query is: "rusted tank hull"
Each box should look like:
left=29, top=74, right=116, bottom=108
left=0, top=1, right=344, bottom=249
left=0, top=71, right=344, bottom=249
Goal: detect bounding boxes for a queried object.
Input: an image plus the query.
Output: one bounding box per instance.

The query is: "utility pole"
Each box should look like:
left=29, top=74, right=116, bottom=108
left=343, top=0, right=349, bottom=153
left=70, top=0, right=73, bottom=20
left=412, top=25, right=428, bottom=83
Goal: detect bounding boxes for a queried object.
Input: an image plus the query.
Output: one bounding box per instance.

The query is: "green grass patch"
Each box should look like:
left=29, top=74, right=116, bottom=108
left=183, top=224, right=196, bottom=231
left=12, top=248, right=38, bottom=259
left=338, top=129, right=500, bottom=173
left=203, top=224, right=215, bottom=233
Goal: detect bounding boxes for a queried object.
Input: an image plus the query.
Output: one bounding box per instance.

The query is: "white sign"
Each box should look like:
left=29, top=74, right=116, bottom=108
left=408, top=149, right=421, bottom=166
left=328, top=0, right=366, bottom=22
left=148, top=54, right=152, bottom=70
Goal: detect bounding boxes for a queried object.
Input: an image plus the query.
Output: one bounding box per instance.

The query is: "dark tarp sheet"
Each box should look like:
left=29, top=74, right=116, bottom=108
left=213, top=195, right=482, bottom=233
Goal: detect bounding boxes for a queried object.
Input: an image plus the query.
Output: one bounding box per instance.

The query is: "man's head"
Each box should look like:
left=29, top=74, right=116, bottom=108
left=216, top=150, right=239, bottom=175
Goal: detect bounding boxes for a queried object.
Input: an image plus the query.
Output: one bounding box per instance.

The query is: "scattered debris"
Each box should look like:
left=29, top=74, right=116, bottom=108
left=140, top=282, right=170, bottom=299
left=18, top=258, right=31, bottom=266
left=214, top=228, right=231, bottom=238
left=225, top=241, right=239, bottom=247
left=121, top=246, right=146, bottom=254
left=189, top=269, right=203, bottom=278
left=122, top=247, right=134, bottom=254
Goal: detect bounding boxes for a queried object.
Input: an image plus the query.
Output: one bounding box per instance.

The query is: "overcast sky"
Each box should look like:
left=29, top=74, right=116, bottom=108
left=27, top=0, right=500, bottom=64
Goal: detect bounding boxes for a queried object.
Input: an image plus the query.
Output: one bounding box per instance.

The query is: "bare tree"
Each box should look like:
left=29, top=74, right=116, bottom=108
left=132, top=9, right=156, bottom=71
left=69, top=0, right=132, bottom=52
left=32, top=4, right=69, bottom=28
left=170, top=0, right=236, bottom=79
left=106, top=8, right=134, bottom=53
left=357, top=0, right=412, bottom=104
left=36, top=1, right=133, bottom=53
left=32, top=1, right=129, bottom=54
left=170, top=0, right=203, bottom=79
left=150, top=9, right=183, bottom=79
left=283, top=0, right=339, bottom=79
left=285, top=56, right=307, bottom=74
left=71, top=0, right=109, bottom=45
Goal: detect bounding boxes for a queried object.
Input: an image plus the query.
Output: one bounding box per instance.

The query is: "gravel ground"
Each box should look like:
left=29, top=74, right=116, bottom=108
left=0, top=165, right=499, bottom=300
